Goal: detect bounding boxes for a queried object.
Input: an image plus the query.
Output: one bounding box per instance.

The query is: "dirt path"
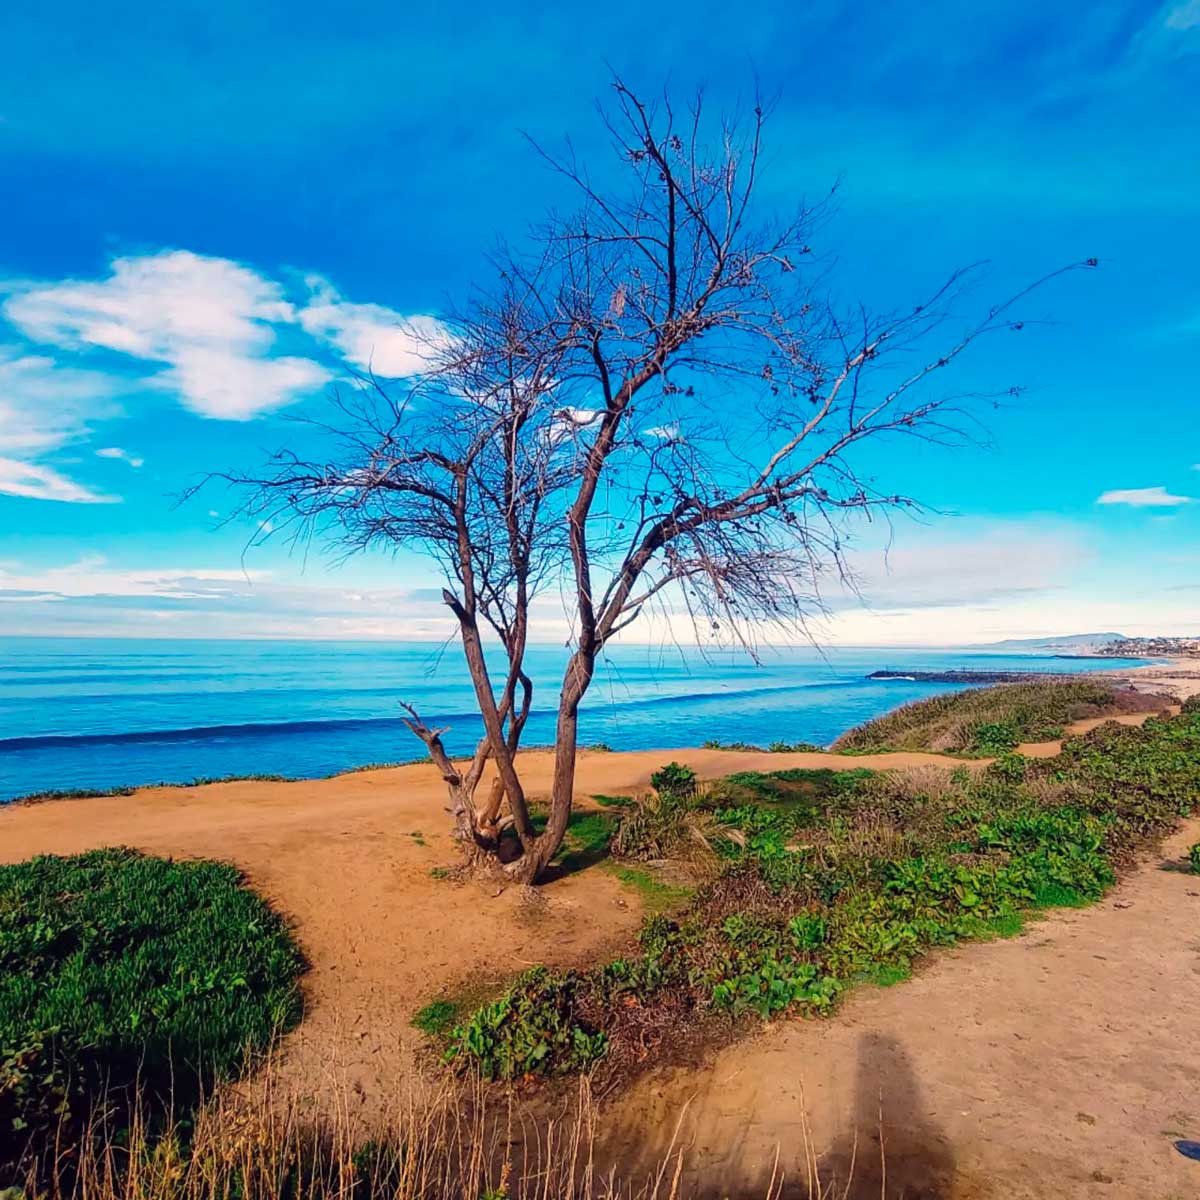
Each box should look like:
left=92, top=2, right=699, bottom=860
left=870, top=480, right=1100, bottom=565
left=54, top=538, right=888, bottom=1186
left=599, top=818, right=1200, bottom=1200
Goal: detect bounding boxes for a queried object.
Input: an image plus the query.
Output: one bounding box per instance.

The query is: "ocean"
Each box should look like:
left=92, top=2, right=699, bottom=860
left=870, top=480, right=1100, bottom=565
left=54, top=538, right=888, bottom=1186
left=0, top=638, right=1151, bottom=803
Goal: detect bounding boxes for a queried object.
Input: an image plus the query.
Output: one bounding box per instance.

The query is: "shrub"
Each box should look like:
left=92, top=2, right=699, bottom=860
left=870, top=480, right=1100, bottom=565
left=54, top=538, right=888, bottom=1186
left=699, top=739, right=822, bottom=752
left=444, top=968, right=605, bottom=1079
left=1190, top=843, right=1200, bottom=875
left=610, top=790, right=704, bottom=862
left=970, top=721, right=1019, bottom=755
left=412, top=999, right=459, bottom=1037
left=650, top=762, right=697, bottom=797
left=0, top=848, right=304, bottom=1178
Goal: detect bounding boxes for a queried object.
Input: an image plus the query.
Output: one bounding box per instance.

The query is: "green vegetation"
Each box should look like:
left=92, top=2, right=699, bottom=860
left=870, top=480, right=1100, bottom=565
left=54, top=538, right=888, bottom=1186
left=592, top=793, right=633, bottom=808
left=831, top=679, right=1161, bottom=755
left=649, top=762, right=697, bottom=797
left=11, top=775, right=294, bottom=805
left=440, top=703, right=1200, bottom=1080
left=1189, top=843, right=1200, bottom=875
left=603, top=864, right=693, bottom=913
left=412, top=999, right=460, bottom=1037
left=444, top=968, right=607, bottom=1079
left=701, top=739, right=823, bottom=752
left=1, top=848, right=304, bottom=1178
left=5, top=761, right=446, bottom=806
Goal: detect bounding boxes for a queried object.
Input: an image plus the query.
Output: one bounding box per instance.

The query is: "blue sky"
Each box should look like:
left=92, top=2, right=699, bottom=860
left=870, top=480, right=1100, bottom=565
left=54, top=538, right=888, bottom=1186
left=0, top=0, right=1197, bottom=644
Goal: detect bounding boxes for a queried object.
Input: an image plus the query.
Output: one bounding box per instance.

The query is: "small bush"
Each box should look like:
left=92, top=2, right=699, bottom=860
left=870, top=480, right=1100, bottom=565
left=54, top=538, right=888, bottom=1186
left=650, top=762, right=697, bottom=797
left=444, top=968, right=605, bottom=1079
left=610, top=791, right=703, bottom=862
left=412, top=999, right=460, bottom=1037
left=700, top=739, right=823, bottom=753
left=1190, top=843, right=1200, bottom=875
left=970, top=721, right=1020, bottom=755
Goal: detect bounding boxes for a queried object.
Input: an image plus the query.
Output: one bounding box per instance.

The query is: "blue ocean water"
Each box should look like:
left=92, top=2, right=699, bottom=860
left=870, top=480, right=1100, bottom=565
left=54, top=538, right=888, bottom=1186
left=0, top=638, right=1151, bottom=802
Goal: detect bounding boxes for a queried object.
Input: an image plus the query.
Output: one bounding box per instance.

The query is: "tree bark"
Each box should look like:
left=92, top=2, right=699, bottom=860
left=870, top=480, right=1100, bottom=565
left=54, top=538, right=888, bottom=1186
left=497, top=649, right=594, bottom=882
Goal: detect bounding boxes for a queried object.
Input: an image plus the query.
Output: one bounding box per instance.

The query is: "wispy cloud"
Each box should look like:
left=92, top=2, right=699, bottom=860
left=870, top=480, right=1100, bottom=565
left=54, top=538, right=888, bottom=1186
left=0, top=556, right=267, bottom=599
left=95, top=446, right=144, bottom=468
left=0, top=347, right=125, bottom=501
left=0, top=250, right=451, bottom=502
left=0, top=458, right=116, bottom=503
left=1096, top=485, right=1193, bottom=507
left=831, top=520, right=1088, bottom=611
left=1165, top=0, right=1200, bottom=31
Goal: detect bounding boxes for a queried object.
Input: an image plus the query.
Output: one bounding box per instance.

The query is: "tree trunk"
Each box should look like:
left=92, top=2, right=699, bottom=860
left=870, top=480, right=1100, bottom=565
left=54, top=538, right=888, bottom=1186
left=500, top=650, right=593, bottom=883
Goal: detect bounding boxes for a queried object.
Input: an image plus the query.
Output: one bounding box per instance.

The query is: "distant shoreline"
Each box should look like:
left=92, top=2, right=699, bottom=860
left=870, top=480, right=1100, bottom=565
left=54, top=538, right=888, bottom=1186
left=867, top=657, right=1200, bottom=700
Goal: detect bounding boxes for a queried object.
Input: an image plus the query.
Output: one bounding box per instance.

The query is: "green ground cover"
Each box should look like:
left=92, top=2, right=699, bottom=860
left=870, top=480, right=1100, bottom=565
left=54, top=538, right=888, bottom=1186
left=439, top=696, right=1200, bottom=1079
left=1, top=848, right=304, bottom=1178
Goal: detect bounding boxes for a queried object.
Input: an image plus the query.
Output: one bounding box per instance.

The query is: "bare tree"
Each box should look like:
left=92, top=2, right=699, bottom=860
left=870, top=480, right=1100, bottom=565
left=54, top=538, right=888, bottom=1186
left=217, top=81, right=1090, bottom=882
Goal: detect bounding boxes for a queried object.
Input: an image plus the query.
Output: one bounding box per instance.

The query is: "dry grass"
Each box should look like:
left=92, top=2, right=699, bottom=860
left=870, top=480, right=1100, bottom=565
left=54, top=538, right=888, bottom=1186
left=14, top=1056, right=872, bottom=1200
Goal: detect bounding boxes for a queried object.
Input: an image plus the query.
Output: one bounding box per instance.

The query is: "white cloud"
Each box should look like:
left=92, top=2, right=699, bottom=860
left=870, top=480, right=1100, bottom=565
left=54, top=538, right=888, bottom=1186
left=162, top=344, right=329, bottom=421
left=0, top=349, right=123, bottom=452
left=644, top=423, right=681, bottom=440
left=1096, top=485, right=1193, bottom=507
left=0, top=252, right=450, bottom=446
left=3, top=250, right=331, bottom=420
left=96, top=447, right=144, bottom=468
left=298, top=276, right=445, bottom=376
left=555, top=407, right=603, bottom=426
left=0, top=458, right=115, bottom=504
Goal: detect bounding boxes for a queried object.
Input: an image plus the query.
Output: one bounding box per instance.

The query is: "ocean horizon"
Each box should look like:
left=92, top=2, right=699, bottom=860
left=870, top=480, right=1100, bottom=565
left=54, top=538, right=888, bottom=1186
left=0, top=637, right=1154, bottom=803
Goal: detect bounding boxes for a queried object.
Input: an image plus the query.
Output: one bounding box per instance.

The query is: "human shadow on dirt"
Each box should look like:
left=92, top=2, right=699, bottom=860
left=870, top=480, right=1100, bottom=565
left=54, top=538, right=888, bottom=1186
left=679, top=1030, right=957, bottom=1199
left=817, top=1031, right=956, bottom=1199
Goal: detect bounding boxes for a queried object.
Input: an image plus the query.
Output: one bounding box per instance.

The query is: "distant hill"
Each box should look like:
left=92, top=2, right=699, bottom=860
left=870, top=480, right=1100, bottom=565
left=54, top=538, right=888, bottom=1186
left=982, top=633, right=1126, bottom=653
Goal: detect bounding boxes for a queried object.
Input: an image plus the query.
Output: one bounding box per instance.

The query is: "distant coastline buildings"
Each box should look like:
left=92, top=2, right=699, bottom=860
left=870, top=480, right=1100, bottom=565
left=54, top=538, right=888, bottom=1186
left=1097, top=636, right=1200, bottom=659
